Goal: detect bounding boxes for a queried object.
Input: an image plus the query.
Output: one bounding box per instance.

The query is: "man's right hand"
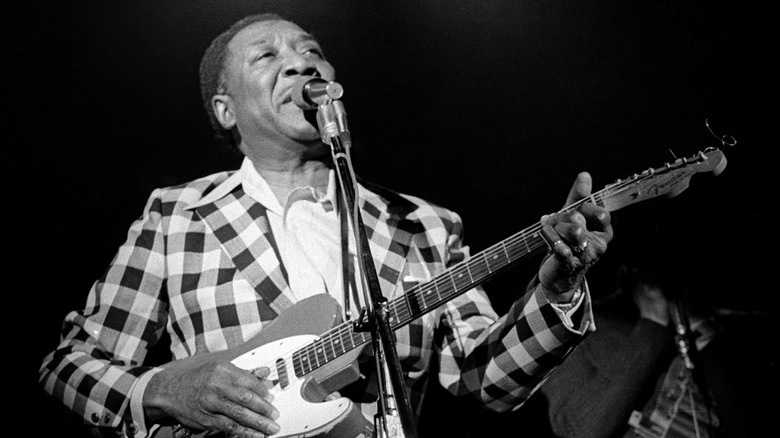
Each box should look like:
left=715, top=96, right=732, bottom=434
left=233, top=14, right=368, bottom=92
left=144, top=363, right=280, bottom=437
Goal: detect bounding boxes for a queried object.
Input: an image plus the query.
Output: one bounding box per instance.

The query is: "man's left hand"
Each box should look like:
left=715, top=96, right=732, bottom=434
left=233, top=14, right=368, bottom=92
left=538, top=172, right=613, bottom=303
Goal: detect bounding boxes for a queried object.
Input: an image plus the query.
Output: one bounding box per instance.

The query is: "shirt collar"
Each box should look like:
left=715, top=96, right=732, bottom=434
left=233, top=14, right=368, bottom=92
left=185, top=157, right=385, bottom=216
left=239, top=157, right=337, bottom=216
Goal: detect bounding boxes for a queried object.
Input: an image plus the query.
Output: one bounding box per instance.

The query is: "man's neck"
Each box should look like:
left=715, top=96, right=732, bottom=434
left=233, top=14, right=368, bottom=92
left=252, top=157, right=331, bottom=205
left=241, top=139, right=332, bottom=204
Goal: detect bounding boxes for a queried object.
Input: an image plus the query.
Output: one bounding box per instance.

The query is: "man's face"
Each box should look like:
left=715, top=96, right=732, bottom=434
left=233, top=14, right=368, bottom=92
left=219, top=20, right=336, bottom=149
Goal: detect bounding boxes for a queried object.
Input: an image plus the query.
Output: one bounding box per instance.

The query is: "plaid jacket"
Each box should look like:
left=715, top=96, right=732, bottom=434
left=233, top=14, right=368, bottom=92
left=39, top=169, right=593, bottom=436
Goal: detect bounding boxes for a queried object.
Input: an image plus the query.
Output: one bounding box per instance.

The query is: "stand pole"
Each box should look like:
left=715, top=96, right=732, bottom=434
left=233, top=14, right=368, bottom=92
left=316, top=100, right=417, bottom=438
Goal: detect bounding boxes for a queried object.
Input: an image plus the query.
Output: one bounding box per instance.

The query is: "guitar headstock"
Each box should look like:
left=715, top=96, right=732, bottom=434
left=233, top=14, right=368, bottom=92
left=598, top=148, right=727, bottom=213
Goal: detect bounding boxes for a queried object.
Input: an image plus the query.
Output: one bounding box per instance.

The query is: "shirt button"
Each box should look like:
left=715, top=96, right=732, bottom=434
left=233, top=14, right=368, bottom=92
left=104, top=413, right=112, bottom=423
left=91, top=412, right=100, bottom=423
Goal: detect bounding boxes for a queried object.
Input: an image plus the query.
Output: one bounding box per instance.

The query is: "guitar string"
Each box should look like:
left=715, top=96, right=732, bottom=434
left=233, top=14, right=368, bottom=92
left=237, top=153, right=714, bottom=378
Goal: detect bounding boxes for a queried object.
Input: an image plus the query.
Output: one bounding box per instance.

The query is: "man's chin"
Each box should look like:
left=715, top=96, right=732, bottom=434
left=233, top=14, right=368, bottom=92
left=282, top=114, right=322, bottom=142
left=291, top=128, right=323, bottom=144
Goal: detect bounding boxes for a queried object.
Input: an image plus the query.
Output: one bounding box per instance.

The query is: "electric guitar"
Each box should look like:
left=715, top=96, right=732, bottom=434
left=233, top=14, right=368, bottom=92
left=156, top=148, right=727, bottom=438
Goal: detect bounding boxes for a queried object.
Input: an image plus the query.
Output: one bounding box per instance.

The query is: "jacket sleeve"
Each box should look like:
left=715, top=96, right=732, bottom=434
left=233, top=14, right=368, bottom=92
left=38, top=189, right=170, bottom=436
left=434, top=209, right=595, bottom=412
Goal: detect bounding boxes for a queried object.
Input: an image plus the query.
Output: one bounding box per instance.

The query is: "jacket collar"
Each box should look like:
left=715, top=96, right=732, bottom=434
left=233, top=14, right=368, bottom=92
left=183, top=164, right=420, bottom=315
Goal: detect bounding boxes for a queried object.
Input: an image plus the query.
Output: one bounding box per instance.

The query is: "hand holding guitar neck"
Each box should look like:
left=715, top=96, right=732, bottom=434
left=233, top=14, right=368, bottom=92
left=539, top=172, right=613, bottom=304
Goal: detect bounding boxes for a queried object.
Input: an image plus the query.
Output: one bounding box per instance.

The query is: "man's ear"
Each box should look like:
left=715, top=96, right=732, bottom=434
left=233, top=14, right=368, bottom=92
left=212, top=94, right=236, bottom=129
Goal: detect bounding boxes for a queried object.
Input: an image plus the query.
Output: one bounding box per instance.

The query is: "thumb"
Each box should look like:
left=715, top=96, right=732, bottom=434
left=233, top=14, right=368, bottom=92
left=564, top=172, right=592, bottom=207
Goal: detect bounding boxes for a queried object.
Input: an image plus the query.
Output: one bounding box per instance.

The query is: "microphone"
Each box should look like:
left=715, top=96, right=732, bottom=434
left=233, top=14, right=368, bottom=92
left=292, top=77, right=344, bottom=110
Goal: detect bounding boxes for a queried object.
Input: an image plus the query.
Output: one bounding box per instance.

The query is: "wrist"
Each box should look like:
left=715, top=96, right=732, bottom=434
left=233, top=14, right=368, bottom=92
left=143, top=370, right=172, bottom=423
left=541, top=281, right=582, bottom=305
left=550, top=287, right=583, bottom=312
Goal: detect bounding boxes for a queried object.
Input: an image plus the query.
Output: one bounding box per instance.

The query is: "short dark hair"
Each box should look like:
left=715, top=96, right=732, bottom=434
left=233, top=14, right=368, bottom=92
left=199, top=13, right=285, bottom=151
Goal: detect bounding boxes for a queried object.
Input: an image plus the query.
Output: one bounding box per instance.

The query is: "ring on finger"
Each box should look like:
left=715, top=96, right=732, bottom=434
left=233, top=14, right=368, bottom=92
left=548, top=239, right=565, bottom=253
left=571, top=240, right=588, bottom=255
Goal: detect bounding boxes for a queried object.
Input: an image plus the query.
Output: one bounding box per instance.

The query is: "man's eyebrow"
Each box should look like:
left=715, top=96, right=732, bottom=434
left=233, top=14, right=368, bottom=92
left=245, top=34, right=321, bottom=50
left=298, top=34, right=321, bottom=45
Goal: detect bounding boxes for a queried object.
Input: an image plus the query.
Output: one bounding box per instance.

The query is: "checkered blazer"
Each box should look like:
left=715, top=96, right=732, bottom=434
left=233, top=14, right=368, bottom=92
left=39, top=168, right=593, bottom=436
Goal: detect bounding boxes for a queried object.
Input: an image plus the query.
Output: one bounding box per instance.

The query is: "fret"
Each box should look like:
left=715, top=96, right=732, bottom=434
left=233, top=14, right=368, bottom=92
left=323, top=333, right=336, bottom=362
left=388, top=300, right=402, bottom=328
left=506, top=238, right=524, bottom=262
left=521, top=232, right=532, bottom=255
left=330, top=331, right=345, bottom=356
left=484, top=244, right=508, bottom=272
left=294, top=349, right=312, bottom=376
left=525, top=233, right=544, bottom=254
left=417, top=283, right=430, bottom=309
left=397, top=290, right=413, bottom=323
left=292, top=352, right=305, bottom=377
left=509, top=232, right=534, bottom=259
left=477, top=251, right=491, bottom=275
left=464, top=260, right=476, bottom=284
left=356, top=331, right=369, bottom=347
left=425, top=282, right=441, bottom=308
left=306, top=349, right=315, bottom=374
left=342, top=328, right=355, bottom=351
left=310, top=339, right=325, bottom=368
left=430, top=278, right=444, bottom=303
left=592, top=192, right=605, bottom=208
left=441, top=271, right=457, bottom=299
left=499, top=240, right=510, bottom=261
left=390, top=294, right=409, bottom=327
left=409, top=286, right=428, bottom=315
left=450, top=265, right=472, bottom=294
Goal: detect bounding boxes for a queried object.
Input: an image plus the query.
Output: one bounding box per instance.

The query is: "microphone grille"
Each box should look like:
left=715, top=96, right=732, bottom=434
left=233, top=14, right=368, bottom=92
left=292, top=76, right=327, bottom=109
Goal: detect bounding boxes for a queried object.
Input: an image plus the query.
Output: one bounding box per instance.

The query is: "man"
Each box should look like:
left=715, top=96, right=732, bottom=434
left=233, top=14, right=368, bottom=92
left=39, top=13, right=612, bottom=438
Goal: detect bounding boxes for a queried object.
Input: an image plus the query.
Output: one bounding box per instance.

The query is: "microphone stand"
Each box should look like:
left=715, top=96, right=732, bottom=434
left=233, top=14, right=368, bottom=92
left=315, top=98, right=417, bottom=438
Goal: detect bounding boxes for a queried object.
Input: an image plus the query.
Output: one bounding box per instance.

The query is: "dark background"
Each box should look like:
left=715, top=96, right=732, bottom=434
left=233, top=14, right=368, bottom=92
left=3, top=0, right=773, bottom=436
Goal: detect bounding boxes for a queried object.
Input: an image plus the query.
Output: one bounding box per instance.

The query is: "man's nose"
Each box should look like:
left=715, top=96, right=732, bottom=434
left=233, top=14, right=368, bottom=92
left=283, top=53, right=320, bottom=78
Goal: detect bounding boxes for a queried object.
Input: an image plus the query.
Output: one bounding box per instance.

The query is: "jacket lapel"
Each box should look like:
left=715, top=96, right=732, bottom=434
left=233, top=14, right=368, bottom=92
left=185, top=172, right=424, bottom=314
left=190, top=179, right=294, bottom=316
left=358, top=180, right=421, bottom=297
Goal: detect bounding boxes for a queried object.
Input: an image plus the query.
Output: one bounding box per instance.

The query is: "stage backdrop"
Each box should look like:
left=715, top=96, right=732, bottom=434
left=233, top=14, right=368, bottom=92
left=3, top=1, right=770, bottom=437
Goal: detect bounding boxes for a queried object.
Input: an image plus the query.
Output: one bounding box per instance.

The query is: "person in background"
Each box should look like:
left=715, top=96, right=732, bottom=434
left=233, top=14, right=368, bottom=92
left=491, top=213, right=772, bottom=438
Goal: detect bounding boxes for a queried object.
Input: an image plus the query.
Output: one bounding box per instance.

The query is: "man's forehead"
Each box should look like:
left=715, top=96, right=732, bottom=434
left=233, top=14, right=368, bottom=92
left=229, top=20, right=318, bottom=49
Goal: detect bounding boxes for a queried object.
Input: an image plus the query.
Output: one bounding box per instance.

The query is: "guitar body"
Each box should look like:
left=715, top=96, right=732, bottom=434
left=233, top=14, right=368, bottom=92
left=231, top=334, right=363, bottom=437
left=155, top=295, right=371, bottom=438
